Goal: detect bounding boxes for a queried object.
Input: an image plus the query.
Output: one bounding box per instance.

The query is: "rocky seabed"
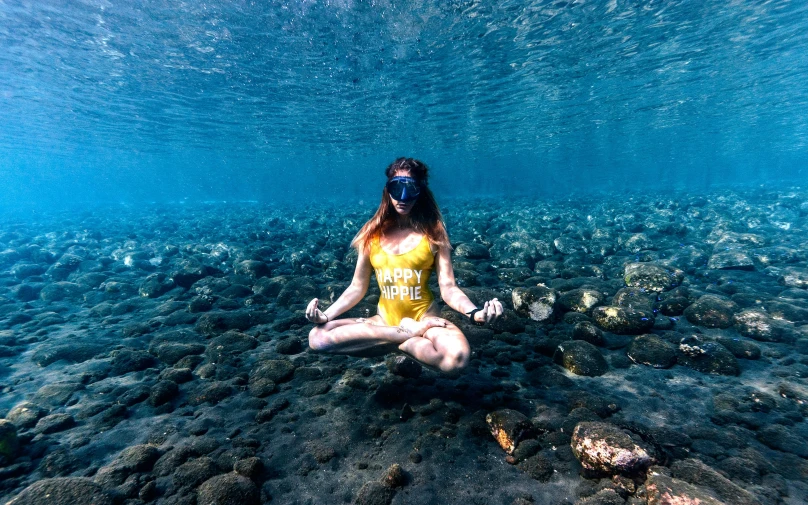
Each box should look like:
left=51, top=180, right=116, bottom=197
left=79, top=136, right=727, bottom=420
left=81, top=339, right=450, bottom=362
left=0, top=188, right=807, bottom=505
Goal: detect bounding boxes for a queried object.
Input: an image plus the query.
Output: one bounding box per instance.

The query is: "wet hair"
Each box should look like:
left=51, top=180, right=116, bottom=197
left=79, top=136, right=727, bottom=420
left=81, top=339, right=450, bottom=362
left=352, top=157, right=450, bottom=253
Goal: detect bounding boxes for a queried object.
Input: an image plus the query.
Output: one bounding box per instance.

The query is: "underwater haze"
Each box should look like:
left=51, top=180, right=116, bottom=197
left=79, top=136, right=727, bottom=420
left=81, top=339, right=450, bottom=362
left=1, top=0, right=808, bottom=206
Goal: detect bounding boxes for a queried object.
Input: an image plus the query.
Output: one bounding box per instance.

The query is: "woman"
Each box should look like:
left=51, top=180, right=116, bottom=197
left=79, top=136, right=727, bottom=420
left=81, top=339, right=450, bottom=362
left=306, top=158, right=503, bottom=373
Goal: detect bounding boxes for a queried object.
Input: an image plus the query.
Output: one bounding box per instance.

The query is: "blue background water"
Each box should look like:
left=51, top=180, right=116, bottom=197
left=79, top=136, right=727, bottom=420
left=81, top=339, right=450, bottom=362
left=1, top=0, right=807, bottom=208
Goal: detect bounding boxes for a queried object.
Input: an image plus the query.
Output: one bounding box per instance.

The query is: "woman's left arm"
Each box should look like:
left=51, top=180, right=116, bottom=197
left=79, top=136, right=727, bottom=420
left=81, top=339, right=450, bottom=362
left=435, top=245, right=503, bottom=324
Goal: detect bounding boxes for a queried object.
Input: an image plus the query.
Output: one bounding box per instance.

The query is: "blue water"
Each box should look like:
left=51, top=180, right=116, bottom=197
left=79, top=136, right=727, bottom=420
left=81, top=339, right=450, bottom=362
left=1, top=0, right=807, bottom=207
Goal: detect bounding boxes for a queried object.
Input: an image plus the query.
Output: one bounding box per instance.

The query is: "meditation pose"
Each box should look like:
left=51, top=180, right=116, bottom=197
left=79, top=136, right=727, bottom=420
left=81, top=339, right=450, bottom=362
left=306, top=157, right=503, bottom=372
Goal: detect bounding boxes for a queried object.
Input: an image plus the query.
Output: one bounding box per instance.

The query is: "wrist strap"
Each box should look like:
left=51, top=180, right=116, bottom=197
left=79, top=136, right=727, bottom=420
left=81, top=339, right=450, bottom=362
left=324, top=313, right=330, bottom=323
left=465, top=308, right=483, bottom=324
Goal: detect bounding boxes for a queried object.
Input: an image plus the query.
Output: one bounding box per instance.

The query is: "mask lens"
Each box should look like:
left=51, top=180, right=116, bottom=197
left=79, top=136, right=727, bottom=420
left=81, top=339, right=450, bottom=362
left=387, top=177, right=420, bottom=202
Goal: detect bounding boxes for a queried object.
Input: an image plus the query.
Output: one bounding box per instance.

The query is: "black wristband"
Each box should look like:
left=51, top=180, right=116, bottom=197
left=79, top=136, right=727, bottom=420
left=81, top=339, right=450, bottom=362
left=465, top=308, right=484, bottom=325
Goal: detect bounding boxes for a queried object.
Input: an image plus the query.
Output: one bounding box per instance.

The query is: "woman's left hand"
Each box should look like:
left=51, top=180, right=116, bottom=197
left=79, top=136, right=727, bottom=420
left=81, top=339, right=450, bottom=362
left=473, top=298, right=503, bottom=325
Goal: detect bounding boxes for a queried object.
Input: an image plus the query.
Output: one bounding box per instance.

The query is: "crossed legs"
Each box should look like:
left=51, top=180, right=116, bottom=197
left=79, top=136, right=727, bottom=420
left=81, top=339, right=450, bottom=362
left=308, top=315, right=470, bottom=373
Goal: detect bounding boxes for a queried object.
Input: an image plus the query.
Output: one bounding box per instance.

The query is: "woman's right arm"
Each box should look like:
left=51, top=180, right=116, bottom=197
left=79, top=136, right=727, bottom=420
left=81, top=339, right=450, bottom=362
left=311, top=248, right=372, bottom=322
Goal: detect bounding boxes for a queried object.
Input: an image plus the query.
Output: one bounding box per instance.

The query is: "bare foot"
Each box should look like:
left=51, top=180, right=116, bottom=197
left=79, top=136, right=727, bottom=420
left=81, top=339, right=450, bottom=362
left=398, top=317, right=446, bottom=337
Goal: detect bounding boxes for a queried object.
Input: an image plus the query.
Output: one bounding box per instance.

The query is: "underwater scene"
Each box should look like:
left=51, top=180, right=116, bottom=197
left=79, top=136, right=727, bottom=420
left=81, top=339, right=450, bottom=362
left=1, top=1, right=808, bottom=504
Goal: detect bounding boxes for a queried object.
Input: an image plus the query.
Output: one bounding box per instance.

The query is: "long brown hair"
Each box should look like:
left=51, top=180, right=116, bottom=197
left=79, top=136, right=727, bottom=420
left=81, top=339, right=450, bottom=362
left=352, top=158, right=450, bottom=253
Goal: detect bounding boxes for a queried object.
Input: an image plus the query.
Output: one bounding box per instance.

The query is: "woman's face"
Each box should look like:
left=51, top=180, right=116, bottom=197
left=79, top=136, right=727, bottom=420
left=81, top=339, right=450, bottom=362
left=390, top=169, right=417, bottom=215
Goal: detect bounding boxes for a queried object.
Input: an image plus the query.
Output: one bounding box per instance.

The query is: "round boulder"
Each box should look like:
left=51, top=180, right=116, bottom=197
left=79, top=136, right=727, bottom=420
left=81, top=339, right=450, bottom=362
left=0, top=420, right=19, bottom=465
left=570, top=422, right=653, bottom=475
left=197, top=473, right=260, bottom=505
left=677, top=336, right=739, bottom=376
left=626, top=334, right=677, bottom=369
left=592, top=306, right=654, bottom=335
left=454, top=242, right=490, bottom=260
left=512, top=286, right=557, bottom=322
left=558, top=289, right=605, bottom=314
left=6, top=477, right=114, bottom=505
left=684, top=295, right=738, bottom=329
left=623, top=262, right=684, bottom=292
left=553, top=341, right=608, bottom=377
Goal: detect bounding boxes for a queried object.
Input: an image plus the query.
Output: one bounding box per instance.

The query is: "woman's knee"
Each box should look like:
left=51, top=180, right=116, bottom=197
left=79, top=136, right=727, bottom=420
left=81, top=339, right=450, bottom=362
left=308, top=326, right=330, bottom=353
left=440, top=345, right=470, bottom=373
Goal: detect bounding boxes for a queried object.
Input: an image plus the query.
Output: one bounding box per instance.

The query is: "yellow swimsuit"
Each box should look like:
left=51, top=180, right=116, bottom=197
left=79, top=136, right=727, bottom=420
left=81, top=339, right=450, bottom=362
left=369, top=234, right=435, bottom=326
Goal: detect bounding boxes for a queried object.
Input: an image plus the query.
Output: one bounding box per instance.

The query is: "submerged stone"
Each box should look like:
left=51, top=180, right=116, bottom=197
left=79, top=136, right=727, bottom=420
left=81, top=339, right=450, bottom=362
left=512, top=286, right=557, bottom=321
left=592, top=306, right=654, bottom=335
left=570, top=422, right=652, bottom=475
left=623, top=262, right=683, bottom=292
left=684, top=295, right=739, bottom=328
left=677, top=336, right=739, bottom=376
left=626, top=334, right=677, bottom=369
left=554, top=340, right=608, bottom=376
left=486, top=409, right=535, bottom=455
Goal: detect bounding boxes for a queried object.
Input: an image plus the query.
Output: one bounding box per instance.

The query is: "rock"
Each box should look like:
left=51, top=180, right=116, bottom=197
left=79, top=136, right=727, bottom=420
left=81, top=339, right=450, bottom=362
left=684, top=295, right=738, bottom=329
left=592, top=306, right=654, bottom=335
left=171, top=259, right=216, bottom=288
left=623, top=262, right=684, bottom=292
left=110, top=349, right=156, bottom=375
left=756, top=424, right=808, bottom=457
left=355, top=480, right=396, bottom=505
left=197, top=473, right=260, bottom=505
left=558, top=289, right=605, bottom=314
left=35, top=414, right=75, bottom=434
left=32, top=343, right=104, bottom=367
left=5, top=402, right=47, bottom=428
left=187, top=382, right=233, bottom=406
left=779, top=267, right=808, bottom=288
left=677, top=336, right=740, bottom=376
left=621, top=233, right=653, bottom=253
left=381, top=463, right=406, bottom=488
left=708, top=250, right=755, bottom=271
left=517, top=453, right=554, bottom=482
left=0, top=420, right=19, bottom=465
left=486, top=409, right=535, bottom=455
left=643, top=470, right=725, bottom=505
left=234, top=457, right=264, bottom=480
left=95, top=445, right=161, bottom=487
left=386, top=355, right=422, bottom=378
left=732, top=309, right=788, bottom=342
left=149, top=380, right=179, bottom=406
left=572, top=321, right=604, bottom=346
left=276, top=277, right=317, bottom=307
left=612, top=287, right=654, bottom=311
left=511, top=439, right=541, bottom=463
left=39, top=282, right=83, bottom=302
left=196, top=311, right=253, bottom=336
left=150, top=342, right=206, bottom=365
left=275, top=338, right=303, bottom=355
left=6, top=477, right=114, bottom=505
left=173, top=457, right=220, bottom=489
left=570, top=422, right=652, bottom=475
left=454, top=242, right=490, bottom=259
left=626, top=334, right=677, bottom=369
left=234, top=260, right=271, bottom=279
left=670, top=459, right=761, bottom=505
left=657, top=296, right=690, bottom=316
left=554, top=341, right=608, bottom=376
left=33, top=382, right=84, bottom=407
left=139, top=273, right=175, bottom=298
left=575, top=489, right=625, bottom=505
left=299, top=381, right=330, bottom=397
left=512, top=286, right=557, bottom=321
left=250, top=359, right=295, bottom=383
left=206, top=331, right=258, bottom=365
left=715, top=337, right=760, bottom=360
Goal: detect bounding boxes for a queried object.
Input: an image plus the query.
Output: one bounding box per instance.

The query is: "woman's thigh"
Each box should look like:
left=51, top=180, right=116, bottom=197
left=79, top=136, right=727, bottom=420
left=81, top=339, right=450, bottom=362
left=318, top=314, right=387, bottom=331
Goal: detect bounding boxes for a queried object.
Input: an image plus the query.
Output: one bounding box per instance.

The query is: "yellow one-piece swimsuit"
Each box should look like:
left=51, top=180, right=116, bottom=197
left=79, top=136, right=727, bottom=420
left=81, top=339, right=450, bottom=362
left=369, top=234, right=435, bottom=326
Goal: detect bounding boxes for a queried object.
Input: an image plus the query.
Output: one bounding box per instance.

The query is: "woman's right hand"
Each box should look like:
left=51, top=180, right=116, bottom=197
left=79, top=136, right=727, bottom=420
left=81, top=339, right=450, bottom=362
left=305, top=298, right=329, bottom=324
